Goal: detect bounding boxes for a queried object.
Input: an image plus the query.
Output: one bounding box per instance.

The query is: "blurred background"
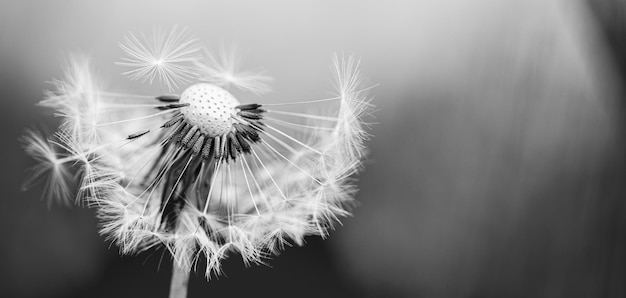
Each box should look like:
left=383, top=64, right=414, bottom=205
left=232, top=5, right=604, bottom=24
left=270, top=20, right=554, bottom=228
left=2, top=0, right=626, bottom=297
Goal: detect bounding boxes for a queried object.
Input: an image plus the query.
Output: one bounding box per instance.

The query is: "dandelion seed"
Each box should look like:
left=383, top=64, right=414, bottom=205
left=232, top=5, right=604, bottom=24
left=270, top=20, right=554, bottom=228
left=117, top=25, right=203, bottom=91
left=40, top=54, right=103, bottom=144
left=24, top=26, right=374, bottom=297
left=21, top=130, right=73, bottom=205
left=196, top=45, right=273, bottom=94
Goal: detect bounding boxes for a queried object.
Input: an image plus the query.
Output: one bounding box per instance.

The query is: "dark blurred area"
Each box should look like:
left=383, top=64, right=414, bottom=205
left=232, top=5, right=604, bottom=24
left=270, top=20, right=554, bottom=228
left=2, top=0, right=626, bottom=297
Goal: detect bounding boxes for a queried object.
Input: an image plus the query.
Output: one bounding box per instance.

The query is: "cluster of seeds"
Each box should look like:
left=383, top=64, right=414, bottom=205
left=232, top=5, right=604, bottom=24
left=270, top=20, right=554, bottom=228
left=23, top=29, right=371, bottom=278
left=125, top=83, right=270, bottom=230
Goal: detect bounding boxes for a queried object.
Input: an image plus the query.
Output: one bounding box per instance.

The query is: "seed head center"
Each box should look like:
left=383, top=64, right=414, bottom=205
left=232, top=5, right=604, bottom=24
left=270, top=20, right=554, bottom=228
left=179, top=83, right=240, bottom=137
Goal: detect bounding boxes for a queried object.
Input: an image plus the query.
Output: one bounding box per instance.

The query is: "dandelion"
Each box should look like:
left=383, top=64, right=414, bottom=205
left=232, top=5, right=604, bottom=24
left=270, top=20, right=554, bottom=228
left=23, top=26, right=373, bottom=298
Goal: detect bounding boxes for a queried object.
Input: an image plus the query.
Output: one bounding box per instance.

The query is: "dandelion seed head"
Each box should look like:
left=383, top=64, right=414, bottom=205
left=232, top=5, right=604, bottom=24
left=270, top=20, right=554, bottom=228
left=24, top=26, right=374, bottom=280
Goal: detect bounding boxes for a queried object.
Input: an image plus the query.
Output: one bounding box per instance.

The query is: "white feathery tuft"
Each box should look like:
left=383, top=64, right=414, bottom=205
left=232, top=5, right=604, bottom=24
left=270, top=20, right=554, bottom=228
left=117, top=25, right=203, bottom=92
left=97, top=186, right=162, bottom=253
left=21, top=129, right=73, bottom=205
left=330, top=54, right=373, bottom=165
left=41, top=54, right=102, bottom=144
left=196, top=46, right=273, bottom=94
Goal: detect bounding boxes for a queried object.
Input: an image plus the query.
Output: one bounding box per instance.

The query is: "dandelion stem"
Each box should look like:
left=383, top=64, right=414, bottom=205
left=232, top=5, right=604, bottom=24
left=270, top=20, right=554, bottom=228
left=169, top=261, right=190, bottom=298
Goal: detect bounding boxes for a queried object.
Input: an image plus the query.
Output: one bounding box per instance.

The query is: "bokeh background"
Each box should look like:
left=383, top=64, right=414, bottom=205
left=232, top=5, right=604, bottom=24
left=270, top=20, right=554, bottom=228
left=2, top=0, right=626, bottom=297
